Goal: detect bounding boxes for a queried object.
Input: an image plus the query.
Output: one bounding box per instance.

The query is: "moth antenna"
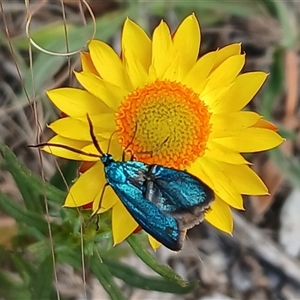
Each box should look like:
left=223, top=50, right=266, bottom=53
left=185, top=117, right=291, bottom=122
left=86, top=114, right=105, bottom=156
left=122, top=123, right=138, bottom=161
left=106, top=130, right=118, bottom=153
left=28, top=142, right=101, bottom=158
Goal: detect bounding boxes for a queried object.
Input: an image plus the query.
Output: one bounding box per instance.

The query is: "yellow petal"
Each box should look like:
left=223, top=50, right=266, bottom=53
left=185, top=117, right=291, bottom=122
left=184, top=44, right=241, bottom=92
left=151, top=20, right=173, bottom=79
left=215, top=72, right=268, bottom=113
left=88, top=40, right=132, bottom=90
left=201, top=84, right=232, bottom=109
left=188, top=157, right=244, bottom=209
left=75, top=71, right=129, bottom=111
left=211, top=111, right=261, bottom=131
left=64, top=161, right=104, bottom=207
left=49, top=118, right=90, bottom=141
left=172, top=14, right=200, bottom=77
left=46, top=88, right=112, bottom=117
left=112, top=202, right=138, bottom=245
left=212, top=43, right=241, bottom=71
left=205, top=195, right=233, bottom=234
left=210, top=112, right=262, bottom=139
left=252, top=118, right=278, bottom=131
left=148, top=235, right=161, bottom=250
left=122, top=18, right=152, bottom=71
left=92, top=186, right=118, bottom=213
left=80, top=52, right=99, bottom=75
left=183, top=51, right=216, bottom=93
left=217, top=163, right=268, bottom=195
left=205, top=140, right=249, bottom=165
left=42, top=135, right=97, bottom=161
left=162, top=52, right=181, bottom=81
left=48, top=115, right=115, bottom=141
left=84, top=114, right=117, bottom=132
left=123, top=48, right=149, bottom=89
left=214, top=128, right=284, bottom=152
left=202, top=54, right=245, bottom=105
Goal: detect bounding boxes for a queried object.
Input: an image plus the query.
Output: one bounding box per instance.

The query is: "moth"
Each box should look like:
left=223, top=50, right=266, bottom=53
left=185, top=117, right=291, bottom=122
left=30, top=115, right=214, bottom=251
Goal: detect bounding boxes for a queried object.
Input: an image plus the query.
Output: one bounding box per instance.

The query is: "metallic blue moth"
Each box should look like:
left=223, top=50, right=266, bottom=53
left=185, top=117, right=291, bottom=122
left=31, top=115, right=214, bottom=251
left=138, top=165, right=214, bottom=230
left=127, top=163, right=214, bottom=250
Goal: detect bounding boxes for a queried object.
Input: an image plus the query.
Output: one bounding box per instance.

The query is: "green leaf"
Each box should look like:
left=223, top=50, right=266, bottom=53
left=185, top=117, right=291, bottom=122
left=90, top=254, right=127, bottom=300
left=270, top=148, right=300, bottom=189
left=31, top=255, right=55, bottom=300
left=9, top=253, right=35, bottom=286
left=261, top=47, right=284, bottom=119
left=13, top=10, right=133, bottom=102
left=13, top=11, right=129, bottom=51
left=149, top=0, right=268, bottom=19
left=0, top=269, right=31, bottom=300
left=259, top=0, right=297, bottom=48
left=0, top=246, right=7, bottom=265
left=17, top=226, right=46, bottom=242
left=277, top=127, right=296, bottom=141
left=259, top=0, right=277, bottom=17
left=0, top=143, right=66, bottom=204
left=105, top=258, right=196, bottom=294
left=0, top=145, right=43, bottom=213
left=27, top=240, right=52, bottom=263
left=50, top=160, right=79, bottom=192
left=56, top=248, right=81, bottom=269
left=197, top=0, right=269, bottom=17
left=0, top=190, right=48, bottom=232
left=127, top=235, right=193, bottom=288
left=274, top=2, right=297, bottom=48
left=58, top=248, right=126, bottom=300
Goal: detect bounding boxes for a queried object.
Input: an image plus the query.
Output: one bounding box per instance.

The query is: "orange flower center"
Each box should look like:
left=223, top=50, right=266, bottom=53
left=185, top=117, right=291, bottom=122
left=115, top=80, right=212, bottom=169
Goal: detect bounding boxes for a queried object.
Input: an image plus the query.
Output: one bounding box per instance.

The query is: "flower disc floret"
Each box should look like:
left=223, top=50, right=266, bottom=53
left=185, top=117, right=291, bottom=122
left=116, top=79, right=212, bottom=169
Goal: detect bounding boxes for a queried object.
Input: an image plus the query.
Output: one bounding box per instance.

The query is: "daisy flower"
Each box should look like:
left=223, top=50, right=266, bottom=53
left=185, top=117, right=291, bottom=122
left=44, top=14, right=283, bottom=249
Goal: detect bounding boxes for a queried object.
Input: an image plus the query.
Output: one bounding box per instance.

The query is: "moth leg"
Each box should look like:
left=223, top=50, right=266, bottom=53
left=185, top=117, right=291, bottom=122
left=122, top=148, right=136, bottom=162
left=94, top=215, right=100, bottom=230
left=87, top=183, right=109, bottom=228
left=122, top=149, right=126, bottom=162
left=92, top=182, right=109, bottom=216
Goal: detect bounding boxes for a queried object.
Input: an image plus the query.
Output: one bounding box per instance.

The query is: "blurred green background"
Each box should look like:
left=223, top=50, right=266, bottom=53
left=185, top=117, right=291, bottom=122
left=1, top=0, right=300, bottom=299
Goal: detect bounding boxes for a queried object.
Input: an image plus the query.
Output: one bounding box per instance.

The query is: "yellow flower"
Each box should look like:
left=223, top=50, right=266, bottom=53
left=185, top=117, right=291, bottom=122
left=44, top=14, right=283, bottom=249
